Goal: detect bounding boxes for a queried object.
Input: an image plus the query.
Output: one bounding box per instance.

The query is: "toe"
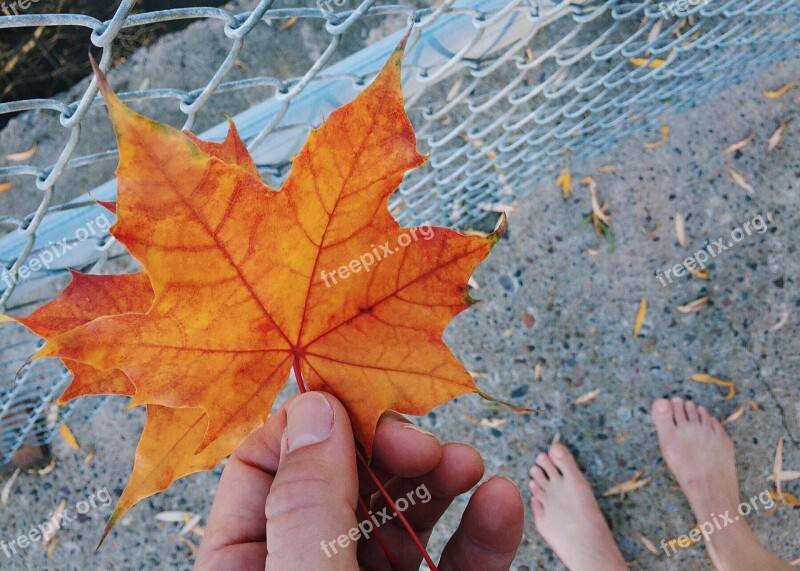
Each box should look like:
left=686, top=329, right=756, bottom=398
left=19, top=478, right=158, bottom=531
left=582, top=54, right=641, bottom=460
left=536, top=452, right=560, bottom=478
left=685, top=400, right=700, bottom=424
left=530, top=497, right=544, bottom=518
left=671, top=397, right=688, bottom=424
left=528, top=480, right=546, bottom=498
left=651, top=398, right=675, bottom=433
left=531, top=465, right=549, bottom=487
left=697, top=405, right=711, bottom=426
left=549, top=443, right=579, bottom=477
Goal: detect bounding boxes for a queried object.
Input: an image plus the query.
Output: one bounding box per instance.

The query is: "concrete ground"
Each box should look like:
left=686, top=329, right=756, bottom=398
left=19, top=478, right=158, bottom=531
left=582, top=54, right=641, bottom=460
left=0, top=2, right=798, bottom=570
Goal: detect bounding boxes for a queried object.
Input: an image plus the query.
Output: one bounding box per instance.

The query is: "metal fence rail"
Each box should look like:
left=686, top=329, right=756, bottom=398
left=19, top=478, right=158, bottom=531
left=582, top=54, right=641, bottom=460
left=0, top=0, right=798, bottom=465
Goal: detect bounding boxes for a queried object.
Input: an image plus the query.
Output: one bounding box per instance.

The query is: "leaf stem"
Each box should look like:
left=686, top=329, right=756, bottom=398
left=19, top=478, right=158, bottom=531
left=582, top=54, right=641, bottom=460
left=291, top=358, right=438, bottom=570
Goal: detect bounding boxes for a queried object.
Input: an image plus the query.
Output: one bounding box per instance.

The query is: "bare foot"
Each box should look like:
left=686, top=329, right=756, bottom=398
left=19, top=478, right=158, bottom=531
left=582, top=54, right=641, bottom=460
left=528, top=443, right=628, bottom=571
left=651, top=397, right=792, bottom=571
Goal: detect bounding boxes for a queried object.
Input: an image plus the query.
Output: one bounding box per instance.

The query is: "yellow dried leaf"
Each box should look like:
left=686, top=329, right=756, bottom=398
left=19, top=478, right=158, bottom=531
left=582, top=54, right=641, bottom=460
left=0, top=182, right=11, bottom=194
left=557, top=166, right=572, bottom=199
left=46, top=537, right=57, bottom=558
left=768, top=118, right=793, bottom=152
left=598, top=165, right=617, bottom=174
left=724, top=405, right=745, bottom=424
left=5, top=144, right=37, bottom=162
left=59, top=424, right=80, bottom=450
left=677, top=295, right=710, bottom=314
left=763, top=81, right=800, bottom=99
left=644, top=116, right=669, bottom=149
left=84, top=449, right=95, bottom=465
left=674, top=213, right=686, bottom=247
left=691, top=373, right=736, bottom=400
left=634, top=297, right=647, bottom=337
left=602, top=470, right=652, bottom=496
left=156, top=511, right=194, bottom=523
left=689, top=267, right=710, bottom=280
left=769, top=490, right=800, bottom=506
left=280, top=16, right=298, bottom=30
left=630, top=57, right=666, bottom=69
left=723, top=132, right=754, bottom=155
left=726, top=166, right=755, bottom=194
left=574, top=388, right=601, bottom=405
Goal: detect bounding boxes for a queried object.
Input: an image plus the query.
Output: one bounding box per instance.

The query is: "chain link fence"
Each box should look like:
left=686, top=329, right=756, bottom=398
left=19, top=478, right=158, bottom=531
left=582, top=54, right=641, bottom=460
left=1, top=0, right=798, bottom=465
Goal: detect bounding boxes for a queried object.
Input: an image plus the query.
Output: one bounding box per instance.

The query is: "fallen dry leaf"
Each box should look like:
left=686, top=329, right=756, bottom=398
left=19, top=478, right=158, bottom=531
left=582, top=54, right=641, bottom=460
left=769, top=490, right=800, bottom=507
left=280, top=16, right=298, bottom=30
left=644, top=116, right=669, bottom=149
left=602, top=470, right=652, bottom=497
left=37, top=457, right=57, bottom=475
left=768, top=118, right=793, bottom=152
left=724, top=132, right=754, bottom=155
left=665, top=526, right=700, bottom=550
left=769, top=436, right=800, bottom=498
left=1, top=467, right=21, bottom=505
left=726, top=166, right=755, bottom=194
left=634, top=297, right=647, bottom=337
left=46, top=537, right=57, bottom=558
left=43, top=501, right=65, bottom=543
left=691, top=373, right=736, bottom=400
left=59, top=424, right=80, bottom=450
left=689, top=268, right=710, bottom=280
left=156, top=511, right=194, bottom=523
left=768, top=311, right=790, bottom=331
left=84, top=449, right=95, bottom=465
left=582, top=177, right=610, bottom=224
left=557, top=166, right=572, bottom=199
left=533, top=361, right=542, bottom=381
left=479, top=418, right=507, bottom=428
left=574, top=388, right=601, bottom=405
left=637, top=533, right=659, bottom=555
left=0, top=182, right=11, bottom=194
left=598, top=165, right=617, bottom=174
left=677, top=294, right=710, bottom=314
left=763, top=81, right=800, bottom=99
left=5, top=144, right=37, bottom=162
left=674, top=213, right=686, bottom=247
left=630, top=57, right=666, bottom=69
left=724, top=405, right=745, bottom=424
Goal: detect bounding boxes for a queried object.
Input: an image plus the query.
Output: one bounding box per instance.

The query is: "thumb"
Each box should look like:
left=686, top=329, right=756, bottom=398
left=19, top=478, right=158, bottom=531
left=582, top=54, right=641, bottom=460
left=265, top=391, right=359, bottom=571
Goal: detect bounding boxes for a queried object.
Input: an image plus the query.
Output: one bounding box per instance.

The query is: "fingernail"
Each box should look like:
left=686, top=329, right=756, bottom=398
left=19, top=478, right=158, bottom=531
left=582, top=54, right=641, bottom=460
left=287, top=392, right=334, bottom=452
left=402, top=423, right=436, bottom=438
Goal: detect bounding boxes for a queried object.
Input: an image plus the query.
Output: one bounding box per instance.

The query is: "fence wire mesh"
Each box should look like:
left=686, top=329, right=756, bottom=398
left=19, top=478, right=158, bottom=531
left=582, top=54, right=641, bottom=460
left=0, top=0, right=798, bottom=465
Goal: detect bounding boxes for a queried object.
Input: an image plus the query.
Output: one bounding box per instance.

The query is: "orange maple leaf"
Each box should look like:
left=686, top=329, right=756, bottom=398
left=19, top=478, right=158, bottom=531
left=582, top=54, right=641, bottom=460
left=11, top=39, right=505, bottom=536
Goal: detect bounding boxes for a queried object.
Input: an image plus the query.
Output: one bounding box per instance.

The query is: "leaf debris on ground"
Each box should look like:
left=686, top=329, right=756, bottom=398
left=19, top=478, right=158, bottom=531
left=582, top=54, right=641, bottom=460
left=4, top=144, right=37, bottom=162
left=677, top=294, right=710, bottom=314
left=0, top=182, right=11, bottom=193
left=674, top=213, right=686, bottom=247
left=634, top=297, right=647, bottom=337
left=602, top=470, right=652, bottom=497
left=763, top=81, right=800, bottom=98
left=1, top=467, right=21, bottom=505
left=691, top=373, right=736, bottom=400
left=769, top=437, right=800, bottom=498
left=726, top=166, right=755, bottom=194
left=574, top=388, right=601, bottom=405
left=644, top=115, right=669, bottom=148
left=557, top=166, right=572, bottom=199
left=724, top=131, right=754, bottom=155
left=59, top=423, right=80, bottom=450
left=768, top=118, right=793, bottom=152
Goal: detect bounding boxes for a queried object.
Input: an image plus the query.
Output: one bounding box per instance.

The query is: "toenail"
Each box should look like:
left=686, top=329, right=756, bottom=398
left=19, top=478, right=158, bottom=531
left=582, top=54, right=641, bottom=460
left=655, top=401, right=670, bottom=413
left=552, top=446, right=565, bottom=459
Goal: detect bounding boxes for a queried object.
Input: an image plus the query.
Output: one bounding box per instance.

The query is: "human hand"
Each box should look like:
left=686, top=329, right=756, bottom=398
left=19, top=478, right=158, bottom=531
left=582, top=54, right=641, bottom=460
left=195, top=391, right=523, bottom=570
